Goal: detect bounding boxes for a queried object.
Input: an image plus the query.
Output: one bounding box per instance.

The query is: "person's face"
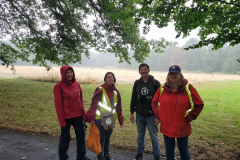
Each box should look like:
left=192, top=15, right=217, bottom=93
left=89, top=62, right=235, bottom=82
left=105, top=73, right=114, bottom=85
left=168, top=72, right=181, bottom=83
left=139, top=66, right=150, bottom=78
left=65, top=69, right=73, bottom=81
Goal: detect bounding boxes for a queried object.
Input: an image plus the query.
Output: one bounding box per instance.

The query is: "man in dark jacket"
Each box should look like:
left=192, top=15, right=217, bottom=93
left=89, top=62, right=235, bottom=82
left=130, top=63, right=161, bottom=160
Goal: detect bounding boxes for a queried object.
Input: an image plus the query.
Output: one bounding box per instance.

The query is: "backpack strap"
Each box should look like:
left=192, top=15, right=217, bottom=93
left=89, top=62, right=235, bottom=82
left=159, top=84, right=165, bottom=97
left=152, top=79, right=159, bottom=92
left=184, top=83, right=194, bottom=117
left=158, top=84, right=165, bottom=110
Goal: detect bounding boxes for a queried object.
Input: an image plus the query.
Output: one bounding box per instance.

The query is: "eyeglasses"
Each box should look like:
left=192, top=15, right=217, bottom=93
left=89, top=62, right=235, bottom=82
left=107, top=76, right=114, bottom=79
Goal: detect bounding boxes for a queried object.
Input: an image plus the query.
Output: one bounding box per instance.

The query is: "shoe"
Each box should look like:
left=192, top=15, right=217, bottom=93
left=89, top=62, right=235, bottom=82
left=104, top=154, right=112, bottom=160
left=134, top=153, right=143, bottom=160
left=154, top=156, right=160, bottom=160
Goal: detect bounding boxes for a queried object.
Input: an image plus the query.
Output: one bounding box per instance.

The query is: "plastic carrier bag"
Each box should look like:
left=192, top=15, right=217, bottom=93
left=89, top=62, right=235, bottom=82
left=87, top=124, right=102, bottom=155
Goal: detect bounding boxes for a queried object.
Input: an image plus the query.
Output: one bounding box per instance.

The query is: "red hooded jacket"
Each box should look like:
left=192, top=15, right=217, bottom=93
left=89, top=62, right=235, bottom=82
left=86, top=83, right=124, bottom=126
left=152, top=79, right=204, bottom=138
left=53, top=65, right=86, bottom=127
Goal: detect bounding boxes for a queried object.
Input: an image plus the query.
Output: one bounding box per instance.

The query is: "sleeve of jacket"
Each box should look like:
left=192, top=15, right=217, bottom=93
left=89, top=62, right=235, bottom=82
left=184, top=85, right=204, bottom=123
left=79, top=84, right=86, bottom=122
left=151, top=88, right=160, bottom=119
left=53, top=83, right=67, bottom=127
left=116, top=89, right=123, bottom=126
left=130, top=80, right=138, bottom=114
left=85, top=88, right=102, bottom=123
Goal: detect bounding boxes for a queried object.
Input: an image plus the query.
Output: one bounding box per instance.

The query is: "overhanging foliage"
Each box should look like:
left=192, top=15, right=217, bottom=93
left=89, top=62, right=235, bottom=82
left=0, top=0, right=175, bottom=70
left=133, top=0, right=240, bottom=50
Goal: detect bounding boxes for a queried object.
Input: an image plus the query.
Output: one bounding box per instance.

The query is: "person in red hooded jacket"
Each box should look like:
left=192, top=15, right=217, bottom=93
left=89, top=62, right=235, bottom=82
left=86, top=72, right=123, bottom=160
left=53, top=65, right=90, bottom=160
left=152, top=65, right=204, bottom=160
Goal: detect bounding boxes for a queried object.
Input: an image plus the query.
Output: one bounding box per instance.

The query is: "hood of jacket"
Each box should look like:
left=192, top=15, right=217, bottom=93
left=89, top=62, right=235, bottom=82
left=60, top=65, right=76, bottom=84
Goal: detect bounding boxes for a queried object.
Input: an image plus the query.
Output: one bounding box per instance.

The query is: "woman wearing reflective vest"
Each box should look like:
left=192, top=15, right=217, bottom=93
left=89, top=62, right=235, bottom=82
left=151, top=65, right=204, bottom=160
left=86, top=72, right=123, bottom=160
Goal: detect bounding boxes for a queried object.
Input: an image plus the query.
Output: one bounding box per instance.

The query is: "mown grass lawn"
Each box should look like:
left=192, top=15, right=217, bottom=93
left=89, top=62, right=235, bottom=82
left=0, top=78, right=239, bottom=159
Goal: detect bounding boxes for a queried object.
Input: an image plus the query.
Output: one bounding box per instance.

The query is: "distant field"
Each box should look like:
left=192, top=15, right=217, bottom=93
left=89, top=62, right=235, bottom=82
left=1, top=66, right=240, bottom=84
left=0, top=77, right=239, bottom=159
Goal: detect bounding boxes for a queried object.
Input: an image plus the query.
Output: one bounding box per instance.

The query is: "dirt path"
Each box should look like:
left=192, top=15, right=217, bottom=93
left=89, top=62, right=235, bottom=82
left=0, top=129, right=162, bottom=160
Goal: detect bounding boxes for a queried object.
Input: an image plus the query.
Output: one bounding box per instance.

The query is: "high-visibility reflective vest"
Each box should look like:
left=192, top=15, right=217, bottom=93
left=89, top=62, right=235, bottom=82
left=95, top=86, right=118, bottom=119
left=159, top=83, right=194, bottom=117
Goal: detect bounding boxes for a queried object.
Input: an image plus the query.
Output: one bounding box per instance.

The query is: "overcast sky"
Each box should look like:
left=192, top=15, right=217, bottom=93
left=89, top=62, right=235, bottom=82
left=140, top=22, right=200, bottom=47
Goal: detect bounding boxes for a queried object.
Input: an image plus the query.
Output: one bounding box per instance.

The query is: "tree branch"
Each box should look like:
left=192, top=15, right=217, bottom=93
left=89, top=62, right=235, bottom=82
left=214, top=0, right=240, bottom=7
left=6, top=0, right=42, bottom=36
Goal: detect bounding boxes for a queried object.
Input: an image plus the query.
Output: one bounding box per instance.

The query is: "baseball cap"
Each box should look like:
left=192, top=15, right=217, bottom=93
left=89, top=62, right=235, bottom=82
left=169, top=65, right=181, bottom=73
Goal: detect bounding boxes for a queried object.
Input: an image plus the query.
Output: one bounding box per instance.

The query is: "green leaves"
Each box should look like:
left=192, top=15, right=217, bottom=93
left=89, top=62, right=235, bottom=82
left=150, top=38, right=177, bottom=53
left=133, top=0, right=240, bottom=51
left=1, top=0, right=175, bottom=69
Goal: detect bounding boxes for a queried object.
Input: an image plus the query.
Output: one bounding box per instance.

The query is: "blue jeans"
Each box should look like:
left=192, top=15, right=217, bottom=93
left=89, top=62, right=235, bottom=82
left=136, top=114, right=160, bottom=157
left=163, top=135, right=190, bottom=160
left=58, top=116, right=86, bottom=160
left=95, top=119, right=113, bottom=160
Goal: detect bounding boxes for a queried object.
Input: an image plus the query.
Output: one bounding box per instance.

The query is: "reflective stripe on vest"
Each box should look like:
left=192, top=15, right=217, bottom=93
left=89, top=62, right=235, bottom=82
left=95, top=86, right=118, bottom=119
left=159, top=83, right=194, bottom=117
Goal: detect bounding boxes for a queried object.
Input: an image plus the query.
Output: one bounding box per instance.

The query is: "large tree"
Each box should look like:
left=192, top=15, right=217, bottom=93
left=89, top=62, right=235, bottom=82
left=133, top=0, right=240, bottom=51
left=0, top=0, right=174, bottom=70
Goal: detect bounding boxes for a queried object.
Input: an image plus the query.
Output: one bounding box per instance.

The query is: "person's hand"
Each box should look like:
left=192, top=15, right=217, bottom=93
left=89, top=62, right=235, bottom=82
left=154, top=118, right=160, bottom=125
left=91, top=121, right=95, bottom=125
left=130, top=114, right=135, bottom=124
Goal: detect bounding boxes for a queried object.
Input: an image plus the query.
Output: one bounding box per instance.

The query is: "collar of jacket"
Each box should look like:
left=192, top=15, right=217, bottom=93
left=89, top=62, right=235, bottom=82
left=140, top=75, right=154, bottom=84
left=163, top=79, right=188, bottom=92
left=103, top=83, right=116, bottom=91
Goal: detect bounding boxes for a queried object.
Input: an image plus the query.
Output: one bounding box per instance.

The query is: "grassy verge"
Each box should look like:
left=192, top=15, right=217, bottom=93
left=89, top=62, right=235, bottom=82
left=0, top=78, right=239, bottom=159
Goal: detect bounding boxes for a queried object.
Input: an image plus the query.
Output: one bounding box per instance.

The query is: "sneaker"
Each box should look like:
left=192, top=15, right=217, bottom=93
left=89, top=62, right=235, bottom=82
left=134, top=153, right=143, bottom=160
left=104, top=154, right=112, bottom=160
left=154, top=156, right=160, bottom=160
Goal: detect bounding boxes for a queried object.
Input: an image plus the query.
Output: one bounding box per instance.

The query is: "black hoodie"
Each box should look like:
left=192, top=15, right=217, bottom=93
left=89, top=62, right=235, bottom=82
left=130, top=75, right=160, bottom=117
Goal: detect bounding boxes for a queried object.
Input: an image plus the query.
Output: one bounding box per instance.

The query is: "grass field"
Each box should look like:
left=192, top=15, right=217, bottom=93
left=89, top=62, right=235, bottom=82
left=0, top=76, right=239, bottom=159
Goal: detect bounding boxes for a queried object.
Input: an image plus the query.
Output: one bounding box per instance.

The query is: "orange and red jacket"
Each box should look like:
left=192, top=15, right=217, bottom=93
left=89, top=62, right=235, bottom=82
left=86, top=83, right=124, bottom=126
left=53, top=65, right=86, bottom=127
left=152, top=79, right=204, bottom=138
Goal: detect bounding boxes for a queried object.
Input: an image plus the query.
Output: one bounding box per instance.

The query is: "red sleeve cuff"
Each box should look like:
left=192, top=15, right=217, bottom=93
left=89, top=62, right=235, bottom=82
left=118, top=115, right=124, bottom=126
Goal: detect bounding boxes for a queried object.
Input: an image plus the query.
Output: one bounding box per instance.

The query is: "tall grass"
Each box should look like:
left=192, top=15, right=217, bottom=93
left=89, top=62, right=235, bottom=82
left=1, top=66, right=240, bottom=84
left=0, top=78, right=239, bottom=159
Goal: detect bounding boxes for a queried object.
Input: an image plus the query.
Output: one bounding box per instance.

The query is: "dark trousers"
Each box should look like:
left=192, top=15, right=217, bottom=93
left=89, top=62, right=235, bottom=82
left=59, top=116, right=86, bottom=160
left=163, top=135, right=190, bottom=160
left=95, top=119, right=113, bottom=160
